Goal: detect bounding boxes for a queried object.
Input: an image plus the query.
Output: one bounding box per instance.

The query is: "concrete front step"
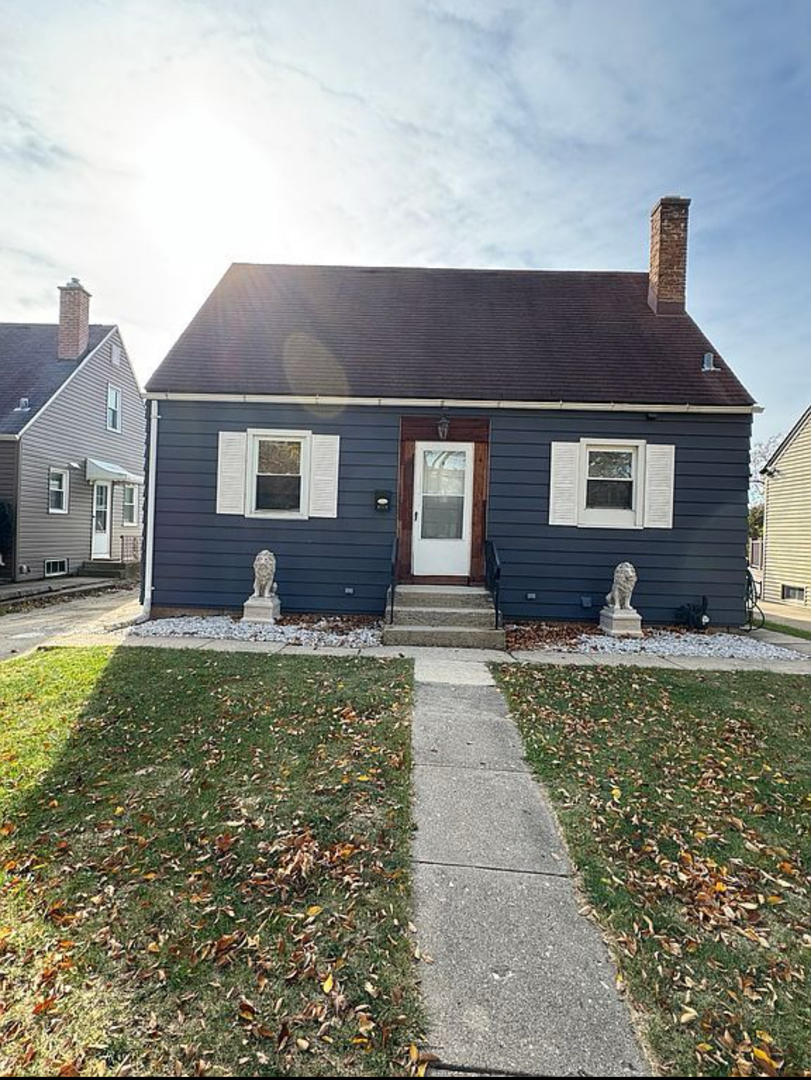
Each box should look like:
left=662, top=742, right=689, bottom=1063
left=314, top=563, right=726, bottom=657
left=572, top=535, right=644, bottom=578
left=388, top=605, right=496, bottom=628
left=79, top=562, right=140, bottom=580
left=382, top=624, right=506, bottom=649
left=393, top=585, right=494, bottom=610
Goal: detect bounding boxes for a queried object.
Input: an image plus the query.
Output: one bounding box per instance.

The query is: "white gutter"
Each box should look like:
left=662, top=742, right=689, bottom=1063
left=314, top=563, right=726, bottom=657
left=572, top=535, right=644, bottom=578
left=143, top=391, right=762, bottom=415
left=139, top=398, right=159, bottom=621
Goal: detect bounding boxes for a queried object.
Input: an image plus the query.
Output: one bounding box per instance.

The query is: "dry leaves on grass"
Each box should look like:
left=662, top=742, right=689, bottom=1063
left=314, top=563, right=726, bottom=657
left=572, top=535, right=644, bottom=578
left=0, top=648, right=423, bottom=1077
left=496, top=664, right=810, bottom=1077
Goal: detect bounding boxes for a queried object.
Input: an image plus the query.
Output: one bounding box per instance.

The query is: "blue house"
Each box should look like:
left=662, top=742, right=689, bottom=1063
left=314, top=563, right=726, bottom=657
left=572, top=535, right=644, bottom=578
left=142, top=197, right=757, bottom=643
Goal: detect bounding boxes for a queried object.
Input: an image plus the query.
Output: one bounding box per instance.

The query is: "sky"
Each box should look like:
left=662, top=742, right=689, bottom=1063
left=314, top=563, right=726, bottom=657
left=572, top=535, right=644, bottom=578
left=1, top=0, right=809, bottom=442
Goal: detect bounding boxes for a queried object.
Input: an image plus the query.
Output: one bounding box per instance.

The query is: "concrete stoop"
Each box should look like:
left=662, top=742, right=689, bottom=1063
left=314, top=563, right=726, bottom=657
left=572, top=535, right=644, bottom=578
left=383, top=585, right=506, bottom=649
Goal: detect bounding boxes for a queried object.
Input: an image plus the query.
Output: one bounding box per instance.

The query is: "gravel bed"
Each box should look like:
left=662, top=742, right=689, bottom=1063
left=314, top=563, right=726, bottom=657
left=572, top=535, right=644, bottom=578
left=576, top=630, right=802, bottom=661
left=129, top=615, right=382, bottom=648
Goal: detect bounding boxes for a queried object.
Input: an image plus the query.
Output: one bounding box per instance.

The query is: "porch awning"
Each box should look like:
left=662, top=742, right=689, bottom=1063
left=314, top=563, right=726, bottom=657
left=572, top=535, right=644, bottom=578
left=85, top=457, right=144, bottom=485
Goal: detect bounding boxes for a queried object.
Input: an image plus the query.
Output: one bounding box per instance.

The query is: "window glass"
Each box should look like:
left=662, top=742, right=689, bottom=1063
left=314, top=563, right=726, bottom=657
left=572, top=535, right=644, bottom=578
left=586, top=449, right=634, bottom=510
left=49, top=470, right=67, bottom=512
left=107, top=386, right=122, bottom=430
left=123, top=484, right=138, bottom=525
left=255, top=439, right=302, bottom=512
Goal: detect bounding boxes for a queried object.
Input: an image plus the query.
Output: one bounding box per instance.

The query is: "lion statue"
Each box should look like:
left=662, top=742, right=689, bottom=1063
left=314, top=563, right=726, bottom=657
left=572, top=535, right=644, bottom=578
left=252, top=549, right=277, bottom=599
left=606, top=561, right=638, bottom=611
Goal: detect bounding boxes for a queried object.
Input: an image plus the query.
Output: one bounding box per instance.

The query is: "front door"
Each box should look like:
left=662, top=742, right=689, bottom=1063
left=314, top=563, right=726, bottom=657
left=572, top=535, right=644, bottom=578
left=412, top=441, right=474, bottom=577
left=91, top=481, right=111, bottom=559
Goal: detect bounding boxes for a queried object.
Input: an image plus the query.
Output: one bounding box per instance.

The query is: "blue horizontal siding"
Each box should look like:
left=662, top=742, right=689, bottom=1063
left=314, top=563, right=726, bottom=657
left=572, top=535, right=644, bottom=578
left=150, top=402, right=750, bottom=624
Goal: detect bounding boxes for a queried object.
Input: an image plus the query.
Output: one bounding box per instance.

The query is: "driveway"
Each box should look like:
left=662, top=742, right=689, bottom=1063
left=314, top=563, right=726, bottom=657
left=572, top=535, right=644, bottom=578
left=0, top=587, right=141, bottom=661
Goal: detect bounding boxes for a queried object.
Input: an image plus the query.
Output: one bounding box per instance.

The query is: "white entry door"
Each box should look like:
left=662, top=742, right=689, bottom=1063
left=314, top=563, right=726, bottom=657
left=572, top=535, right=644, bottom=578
left=412, top=441, right=474, bottom=576
left=91, top=481, right=111, bottom=559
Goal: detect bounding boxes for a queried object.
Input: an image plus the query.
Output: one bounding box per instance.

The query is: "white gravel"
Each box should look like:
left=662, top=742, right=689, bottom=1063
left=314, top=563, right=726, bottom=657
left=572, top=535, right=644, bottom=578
left=576, top=630, right=803, bottom=661
left=128, top=615, right=382, bottom=648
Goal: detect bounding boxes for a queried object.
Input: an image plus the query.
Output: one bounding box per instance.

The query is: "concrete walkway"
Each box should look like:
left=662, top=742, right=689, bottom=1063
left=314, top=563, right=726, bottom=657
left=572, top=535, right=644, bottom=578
left=411, top=658, right=649, bottom=1077
left=760, top=600, right=811, bottom=631
left=0, top=575, right=123, bottom=606
left=0, top=588, right=140, bottom=661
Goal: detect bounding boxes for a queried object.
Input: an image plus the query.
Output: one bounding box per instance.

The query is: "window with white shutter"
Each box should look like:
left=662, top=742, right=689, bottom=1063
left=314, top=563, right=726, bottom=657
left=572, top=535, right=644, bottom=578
left=548, top=438, right=675, bottom=530
left=218, top=429, right=342, bottom=520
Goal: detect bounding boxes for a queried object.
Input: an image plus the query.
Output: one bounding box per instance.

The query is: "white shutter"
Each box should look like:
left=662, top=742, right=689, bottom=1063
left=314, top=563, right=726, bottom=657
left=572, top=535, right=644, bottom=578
left=309, top=434, right=340, bottom=518
left=548, top=442, right=580, bottom=525
left=216, top=431, right=247, bottom=515
left=643, top=444, right=675, bottom=529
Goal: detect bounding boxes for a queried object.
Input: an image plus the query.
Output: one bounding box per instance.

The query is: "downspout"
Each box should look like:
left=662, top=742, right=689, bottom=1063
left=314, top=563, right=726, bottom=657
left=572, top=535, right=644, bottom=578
left=137, top=398, right=159, bottom=621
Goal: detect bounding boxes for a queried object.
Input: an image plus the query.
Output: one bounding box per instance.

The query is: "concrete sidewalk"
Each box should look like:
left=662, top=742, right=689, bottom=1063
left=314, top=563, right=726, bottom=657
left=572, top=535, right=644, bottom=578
left=760, top=600, right=811, bottom=630
left=411, top=659, right=649, bottom=1077
left=35, top=626, right=811, bottom=674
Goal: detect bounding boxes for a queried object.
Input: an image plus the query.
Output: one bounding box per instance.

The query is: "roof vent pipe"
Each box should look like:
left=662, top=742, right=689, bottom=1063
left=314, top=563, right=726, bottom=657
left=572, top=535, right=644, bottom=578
left=702, top=352, right=717, bottom=372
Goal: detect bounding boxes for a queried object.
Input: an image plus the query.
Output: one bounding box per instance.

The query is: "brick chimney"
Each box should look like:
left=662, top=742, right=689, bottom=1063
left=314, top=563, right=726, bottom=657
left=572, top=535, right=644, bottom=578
left=58, top=277, right=91, bottom=359
left=647, top=196, right=690, bottom=314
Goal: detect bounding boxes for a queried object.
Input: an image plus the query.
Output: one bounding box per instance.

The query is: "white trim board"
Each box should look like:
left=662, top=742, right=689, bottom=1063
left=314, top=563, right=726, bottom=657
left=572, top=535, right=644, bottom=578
left=144, top=391, right=761, bottom=415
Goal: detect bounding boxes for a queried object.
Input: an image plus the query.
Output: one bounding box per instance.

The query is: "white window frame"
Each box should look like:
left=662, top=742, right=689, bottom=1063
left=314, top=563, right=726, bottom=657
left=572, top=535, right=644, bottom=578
left=245, top=429, right=311, bottom=520
left=106, top=384, right=122, bottom=432
left=578, top=439, right=645, bottom=529
left=122, top=483, right=139, bottom=526
left=48, top=467, right=70, bottom=515
left=44, top=557, right=69, bottom=577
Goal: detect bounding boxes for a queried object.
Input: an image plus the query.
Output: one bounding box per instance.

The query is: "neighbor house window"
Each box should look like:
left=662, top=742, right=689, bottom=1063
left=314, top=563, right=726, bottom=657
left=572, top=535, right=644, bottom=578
left=44, top=558, right=68, bottom=577
left=107, top=385, right=122, bottom=432
left=122, top=483, right=139, bottom=526
left=781, top=584, right=806, bottom=603
left=579, top=441, right=643, bottom=528
left=247, top=431, right=310, bottom=518
left=48, top=468, right=69, bottom=514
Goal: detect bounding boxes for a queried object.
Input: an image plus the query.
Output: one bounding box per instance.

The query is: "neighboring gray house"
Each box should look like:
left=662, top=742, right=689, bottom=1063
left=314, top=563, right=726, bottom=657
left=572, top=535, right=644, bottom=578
left=0, top=279, right=145, bottom=583
left=142, top=198, right=758, bottom=639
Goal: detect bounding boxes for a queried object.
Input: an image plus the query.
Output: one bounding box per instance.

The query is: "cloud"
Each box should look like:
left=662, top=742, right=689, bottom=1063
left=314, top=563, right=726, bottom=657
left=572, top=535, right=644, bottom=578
left=0, top=0, right=808, bottom=437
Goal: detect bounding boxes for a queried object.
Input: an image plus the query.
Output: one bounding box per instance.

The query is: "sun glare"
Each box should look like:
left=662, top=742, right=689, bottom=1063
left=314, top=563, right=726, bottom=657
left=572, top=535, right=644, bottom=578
left=138, top=110, right=283, bottom=266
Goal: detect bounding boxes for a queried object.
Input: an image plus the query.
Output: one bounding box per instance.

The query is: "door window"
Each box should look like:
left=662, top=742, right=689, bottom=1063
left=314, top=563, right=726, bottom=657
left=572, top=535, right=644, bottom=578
left=421, top=449, right=466, bottom=539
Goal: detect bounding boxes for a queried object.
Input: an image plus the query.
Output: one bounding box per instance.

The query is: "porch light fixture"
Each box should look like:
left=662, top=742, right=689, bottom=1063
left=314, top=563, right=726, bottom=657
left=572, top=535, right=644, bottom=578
left=437, top=415, right=450, bottom=441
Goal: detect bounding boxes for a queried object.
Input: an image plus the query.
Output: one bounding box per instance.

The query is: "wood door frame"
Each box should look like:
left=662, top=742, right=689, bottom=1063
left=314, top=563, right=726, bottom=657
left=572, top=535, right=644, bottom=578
left=397, top=417, right=490, bottom=583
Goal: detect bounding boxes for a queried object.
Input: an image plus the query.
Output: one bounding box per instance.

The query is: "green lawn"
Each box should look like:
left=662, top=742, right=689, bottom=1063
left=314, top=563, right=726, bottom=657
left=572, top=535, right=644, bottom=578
left=0, top=647, right=422, bottom=1077
left=495, top=664, right=810, bottom=1078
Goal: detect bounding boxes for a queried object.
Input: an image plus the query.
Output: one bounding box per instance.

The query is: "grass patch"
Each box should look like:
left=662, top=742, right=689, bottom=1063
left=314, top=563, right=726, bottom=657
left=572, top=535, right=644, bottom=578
left=765, top=620, right=811, bottom=642
left=494, top=664, right=810, bottom=1077
left=0, top=646, right=421, bottom=1076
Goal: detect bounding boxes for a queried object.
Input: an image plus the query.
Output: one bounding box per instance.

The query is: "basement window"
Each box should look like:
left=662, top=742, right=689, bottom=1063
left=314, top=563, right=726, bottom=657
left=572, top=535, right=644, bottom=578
left=781, top=584, right=806, bottom=603
left=44, top=558, right=68, bottom=578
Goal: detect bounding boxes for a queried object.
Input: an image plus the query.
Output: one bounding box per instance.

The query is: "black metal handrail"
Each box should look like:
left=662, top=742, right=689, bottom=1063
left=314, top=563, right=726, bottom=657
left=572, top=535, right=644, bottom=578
left=388, top=534, right=399, bottom=624
left=484, top=538, right=502, bottom=629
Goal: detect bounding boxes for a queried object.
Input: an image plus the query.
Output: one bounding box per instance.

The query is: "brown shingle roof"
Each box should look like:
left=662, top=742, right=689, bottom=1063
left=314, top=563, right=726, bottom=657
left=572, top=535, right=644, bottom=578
left=146, top=263, right=755, bottom=407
